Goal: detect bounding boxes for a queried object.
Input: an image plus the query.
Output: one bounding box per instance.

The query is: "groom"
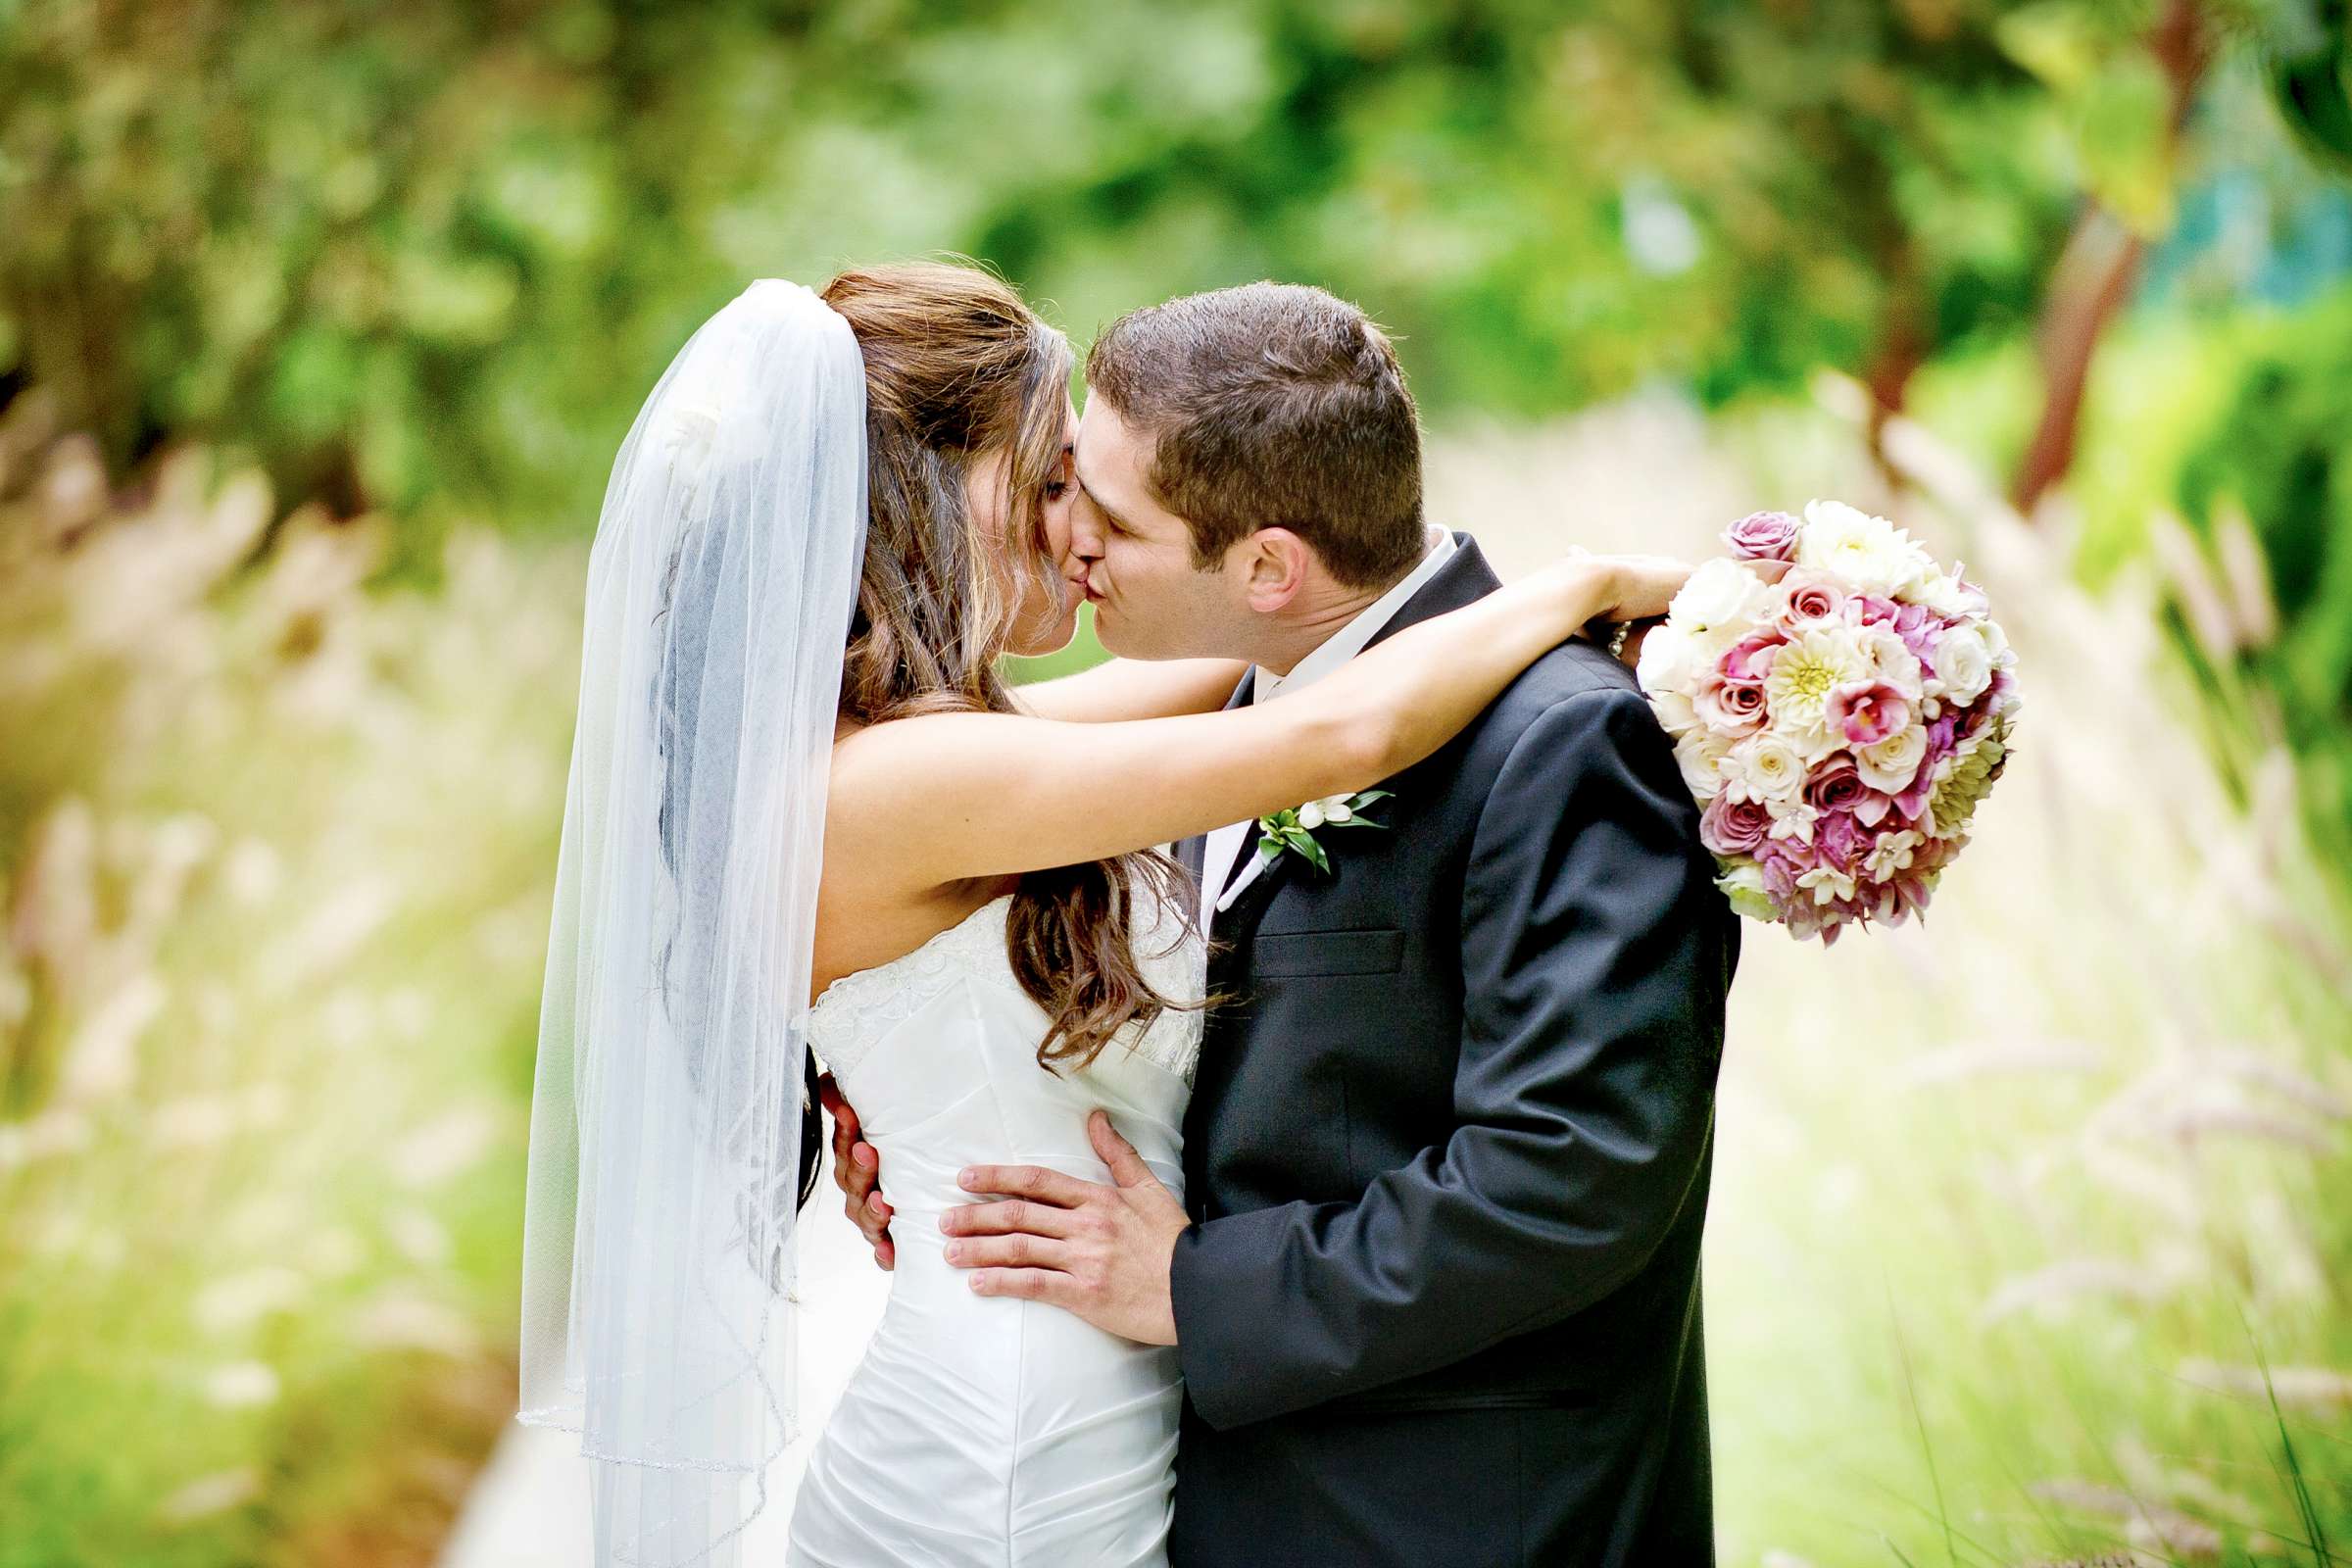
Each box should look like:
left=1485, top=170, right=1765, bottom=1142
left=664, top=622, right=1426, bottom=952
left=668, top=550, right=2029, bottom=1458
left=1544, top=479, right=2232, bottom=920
left=835, top=282, right=1737, bottom=1565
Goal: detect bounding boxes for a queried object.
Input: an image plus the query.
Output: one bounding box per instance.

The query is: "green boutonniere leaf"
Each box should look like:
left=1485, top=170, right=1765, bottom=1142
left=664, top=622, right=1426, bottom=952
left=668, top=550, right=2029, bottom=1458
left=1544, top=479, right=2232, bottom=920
left=1285, top=827, right=1332, bottom=873
left=1252, top=790, right=1391, bottom=875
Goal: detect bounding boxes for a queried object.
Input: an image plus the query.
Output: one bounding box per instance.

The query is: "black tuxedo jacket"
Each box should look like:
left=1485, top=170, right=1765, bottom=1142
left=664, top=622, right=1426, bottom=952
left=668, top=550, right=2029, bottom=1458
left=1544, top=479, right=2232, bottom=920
left=1167, top=537, right=1738, bottom=1567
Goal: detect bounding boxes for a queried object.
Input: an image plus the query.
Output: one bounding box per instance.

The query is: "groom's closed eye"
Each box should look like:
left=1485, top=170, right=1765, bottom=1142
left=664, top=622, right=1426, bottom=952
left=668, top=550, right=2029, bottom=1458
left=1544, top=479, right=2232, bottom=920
left=1074, top=477, right=1127, bottom=533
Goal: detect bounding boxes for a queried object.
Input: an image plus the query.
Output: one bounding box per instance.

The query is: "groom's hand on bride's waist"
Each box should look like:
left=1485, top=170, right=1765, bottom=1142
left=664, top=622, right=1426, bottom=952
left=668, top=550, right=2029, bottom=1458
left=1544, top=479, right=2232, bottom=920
left=942, top=1110, right=1187, bottom=1347
left=819, top=1072, right=895, bottom=1270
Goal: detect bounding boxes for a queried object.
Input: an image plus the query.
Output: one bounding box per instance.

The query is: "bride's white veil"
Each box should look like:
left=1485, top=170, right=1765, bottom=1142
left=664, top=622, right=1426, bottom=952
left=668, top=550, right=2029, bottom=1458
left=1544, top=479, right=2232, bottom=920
left=519, top=279, right=867, bottom=1567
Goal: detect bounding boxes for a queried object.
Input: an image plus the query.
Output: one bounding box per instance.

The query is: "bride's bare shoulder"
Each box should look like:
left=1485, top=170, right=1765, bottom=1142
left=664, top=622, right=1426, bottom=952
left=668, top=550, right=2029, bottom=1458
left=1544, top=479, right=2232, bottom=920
left=811, top=874, right=1012, bottom=1001
left=817, top=718, right=1013, bottom=996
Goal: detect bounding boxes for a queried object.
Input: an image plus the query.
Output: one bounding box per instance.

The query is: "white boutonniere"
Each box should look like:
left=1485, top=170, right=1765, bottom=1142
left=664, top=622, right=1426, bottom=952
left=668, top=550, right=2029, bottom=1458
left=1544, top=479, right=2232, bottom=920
left=1254, top=790, right=1392, bottom=876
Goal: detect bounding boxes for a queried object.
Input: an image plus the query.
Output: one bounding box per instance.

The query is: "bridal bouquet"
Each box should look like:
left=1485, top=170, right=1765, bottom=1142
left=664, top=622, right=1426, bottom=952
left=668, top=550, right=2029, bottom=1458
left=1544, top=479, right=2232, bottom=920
left=1635, top=502, right=2020, bottom=945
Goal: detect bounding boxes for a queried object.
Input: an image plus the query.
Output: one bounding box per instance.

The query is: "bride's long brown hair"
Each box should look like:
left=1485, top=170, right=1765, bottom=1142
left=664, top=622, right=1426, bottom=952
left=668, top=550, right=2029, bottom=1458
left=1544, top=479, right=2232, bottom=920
left=822, top=261, right=1200, bottom=1072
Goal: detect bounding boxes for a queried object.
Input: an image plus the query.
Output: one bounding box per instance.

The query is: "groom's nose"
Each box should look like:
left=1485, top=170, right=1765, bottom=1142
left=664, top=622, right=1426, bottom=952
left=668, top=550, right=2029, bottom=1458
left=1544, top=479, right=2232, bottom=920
left=1067, top=496, right=1106, bottom=564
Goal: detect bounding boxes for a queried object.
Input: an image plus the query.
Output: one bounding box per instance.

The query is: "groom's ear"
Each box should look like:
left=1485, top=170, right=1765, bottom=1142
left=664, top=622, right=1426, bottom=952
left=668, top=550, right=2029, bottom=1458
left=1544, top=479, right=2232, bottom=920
left=1239, top=528, right=1312, bottom=614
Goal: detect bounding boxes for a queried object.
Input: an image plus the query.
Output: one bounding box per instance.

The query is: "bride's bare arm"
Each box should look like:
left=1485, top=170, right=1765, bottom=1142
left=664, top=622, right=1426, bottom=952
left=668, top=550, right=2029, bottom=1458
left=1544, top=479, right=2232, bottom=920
left=1009, top=657, right=1250, bottom=723
left=827, top=554, right=1695, bottom=889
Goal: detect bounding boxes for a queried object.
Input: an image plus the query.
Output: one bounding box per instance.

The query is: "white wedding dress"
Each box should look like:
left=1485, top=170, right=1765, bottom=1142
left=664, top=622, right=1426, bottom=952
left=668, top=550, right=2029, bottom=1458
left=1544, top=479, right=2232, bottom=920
left=788, top=890, right=1204, bottom=1567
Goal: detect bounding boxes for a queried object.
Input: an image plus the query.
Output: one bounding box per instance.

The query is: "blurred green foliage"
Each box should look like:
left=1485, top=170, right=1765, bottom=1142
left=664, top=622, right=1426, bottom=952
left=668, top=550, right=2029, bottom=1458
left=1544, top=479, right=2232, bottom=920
left=0, top=408, right=576, bottom=1564
left=2174, top=287, right=2352, bottom=858
left=4, top=0, right=2326, bottom=568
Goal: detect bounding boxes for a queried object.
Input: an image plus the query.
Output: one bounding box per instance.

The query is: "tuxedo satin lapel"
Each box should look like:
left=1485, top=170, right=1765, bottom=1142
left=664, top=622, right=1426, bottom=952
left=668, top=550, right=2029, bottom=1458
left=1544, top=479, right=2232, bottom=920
left=1206, top=835, right=1296, bottom=979
left=1360, top=532, right=1502, bottom=650
left=1176, top=833, right=1205, bottom=888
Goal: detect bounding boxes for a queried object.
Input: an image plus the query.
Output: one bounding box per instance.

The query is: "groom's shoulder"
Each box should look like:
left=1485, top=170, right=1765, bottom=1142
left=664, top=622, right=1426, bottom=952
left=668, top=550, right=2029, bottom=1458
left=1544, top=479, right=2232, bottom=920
left=1478, top=635, right=1646, bottom=745
left=1434, top=639, right=1681, bottom=849
left=1429, top=634, right=1678, bottom=816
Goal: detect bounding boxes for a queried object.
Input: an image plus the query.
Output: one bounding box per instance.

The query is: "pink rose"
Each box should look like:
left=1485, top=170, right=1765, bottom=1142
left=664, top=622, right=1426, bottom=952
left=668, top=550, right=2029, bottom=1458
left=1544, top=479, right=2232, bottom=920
left=1693, top=675, right=1768, bottom=736
left=1701, top=792, right=1773, bottom=857
left=1814, top=809, right=1868, bottom=873
left=1757, top=836, right=1814, bottom=905
left=1803, top=756, right=1869, bottom=816
left=1850, top=594, right=1901, bottom=626
left=1776, top=571, right=1845, bottom=629
left=1825, top=680, right=1912, bottom=747
left=1720, top=631, right=1783, bottom=683
left=1723, top=510, right=1801, bottom=562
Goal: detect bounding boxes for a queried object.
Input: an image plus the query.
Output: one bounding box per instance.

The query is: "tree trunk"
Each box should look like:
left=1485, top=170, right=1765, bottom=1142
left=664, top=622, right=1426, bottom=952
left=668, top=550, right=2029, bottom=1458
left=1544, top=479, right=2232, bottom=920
left=2010, top=0, right=2212, bottom=515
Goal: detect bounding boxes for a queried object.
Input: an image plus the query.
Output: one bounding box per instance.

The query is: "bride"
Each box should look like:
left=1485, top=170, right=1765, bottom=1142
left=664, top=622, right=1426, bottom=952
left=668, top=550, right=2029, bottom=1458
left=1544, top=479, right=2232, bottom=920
left=518, top=262, right=1694, bottom=1567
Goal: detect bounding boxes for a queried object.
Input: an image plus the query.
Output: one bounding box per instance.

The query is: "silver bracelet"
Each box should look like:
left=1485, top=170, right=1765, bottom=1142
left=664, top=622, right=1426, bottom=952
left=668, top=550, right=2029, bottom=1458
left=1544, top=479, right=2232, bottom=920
left=1606, top=621, right=1630, bottom=660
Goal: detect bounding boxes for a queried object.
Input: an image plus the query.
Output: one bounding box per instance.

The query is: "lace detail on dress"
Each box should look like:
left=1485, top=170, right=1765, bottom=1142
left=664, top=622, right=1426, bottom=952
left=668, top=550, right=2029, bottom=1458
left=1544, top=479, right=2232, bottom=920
left=808, top=888, right=1207, bottom=1086
left=808, top=897, right=1016, bottom=1081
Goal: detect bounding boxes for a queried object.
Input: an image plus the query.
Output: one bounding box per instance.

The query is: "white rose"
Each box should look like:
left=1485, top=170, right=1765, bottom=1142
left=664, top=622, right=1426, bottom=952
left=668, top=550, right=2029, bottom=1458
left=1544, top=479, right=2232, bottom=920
left=1929, top=621, right=1995, bottom=706
left=1983, top=616, right=2012, bottom=663
left=1908, top=568, right=1971, bottom=616
left=1674, top=727, right=1733, bottom=802
left=1798, top=500, right=1935, bottom=597
left=1856, top=722, right=1929, bottom=795
left=1891, top=540, right=1938, bottom=596
left=1715, top=861, right=1779, bottom=922
left=1637, top=622, right=1704, bottom=695
left=1648, top=688, right=1700, bottom=737
left=1913, top=564, right=1990, bottom=617
left=1722, top=732, right=1806, bottom=805
left=1669, top=558, right=1771, bottom=642
left=1860, top=624, right=1926, bottom=700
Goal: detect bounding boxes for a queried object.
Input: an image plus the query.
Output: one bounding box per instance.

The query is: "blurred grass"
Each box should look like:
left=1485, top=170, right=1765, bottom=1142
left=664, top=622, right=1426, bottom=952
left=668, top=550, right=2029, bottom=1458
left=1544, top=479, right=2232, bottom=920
left=0, top=396, right=577, bottom=1566
left=1002, top=602, right=1110, bottom=685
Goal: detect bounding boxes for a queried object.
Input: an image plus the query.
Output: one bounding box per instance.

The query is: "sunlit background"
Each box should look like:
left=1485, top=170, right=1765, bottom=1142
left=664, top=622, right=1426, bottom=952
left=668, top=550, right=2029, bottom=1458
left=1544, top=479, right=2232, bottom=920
left=2, top=3, right=2348, bottom=1564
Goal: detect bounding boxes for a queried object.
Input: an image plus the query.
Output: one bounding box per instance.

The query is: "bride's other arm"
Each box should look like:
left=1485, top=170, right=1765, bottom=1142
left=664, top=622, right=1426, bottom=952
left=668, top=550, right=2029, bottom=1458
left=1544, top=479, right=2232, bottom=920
left=826, top=554, right=1694, bottom=893
left=1008, top=656, right=1250, bottom=723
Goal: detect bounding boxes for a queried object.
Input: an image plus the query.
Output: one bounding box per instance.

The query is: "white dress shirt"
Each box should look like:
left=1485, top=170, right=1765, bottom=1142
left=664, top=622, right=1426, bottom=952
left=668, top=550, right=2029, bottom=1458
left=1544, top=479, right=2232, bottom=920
left=1200, top=527, right=1460, bottom=929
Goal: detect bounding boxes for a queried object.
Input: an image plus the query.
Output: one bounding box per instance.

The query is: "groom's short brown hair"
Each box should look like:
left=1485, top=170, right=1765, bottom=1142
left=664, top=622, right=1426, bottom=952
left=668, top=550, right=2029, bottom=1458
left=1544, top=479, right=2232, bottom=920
left=1084, top=282, right=1425, bottom=589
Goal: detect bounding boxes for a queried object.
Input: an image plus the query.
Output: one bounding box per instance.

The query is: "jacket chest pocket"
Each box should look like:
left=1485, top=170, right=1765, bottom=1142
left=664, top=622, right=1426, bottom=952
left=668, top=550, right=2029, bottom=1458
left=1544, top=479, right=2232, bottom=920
left=1248, top=927, right=1405, bottom=979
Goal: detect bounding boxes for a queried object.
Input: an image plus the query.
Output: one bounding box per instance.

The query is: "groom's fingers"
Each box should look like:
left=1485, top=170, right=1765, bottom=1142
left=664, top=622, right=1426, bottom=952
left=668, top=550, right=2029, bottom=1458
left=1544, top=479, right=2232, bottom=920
left=943, top=1232, right=1073, bottom=1271
left=957, top=1163, right=1097, bottom=1209
left=1086, top=1110, right=1153, bottom=1189
left=939, top=1198, right=1079, bottom=1240
left=966, top=1267, right=1081, bottom=1307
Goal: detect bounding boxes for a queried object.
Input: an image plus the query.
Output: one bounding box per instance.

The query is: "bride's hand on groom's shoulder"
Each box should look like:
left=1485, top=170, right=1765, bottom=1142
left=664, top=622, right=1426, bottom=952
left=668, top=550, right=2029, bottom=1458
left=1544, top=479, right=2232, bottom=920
left=940, top=1111, right=1189, bottom=1347
left=820, top=1073, right=896, bottom=1270
left=1557, top=548, right=1790, bottom=668
left=1566, top=548, right=1791, bottom=626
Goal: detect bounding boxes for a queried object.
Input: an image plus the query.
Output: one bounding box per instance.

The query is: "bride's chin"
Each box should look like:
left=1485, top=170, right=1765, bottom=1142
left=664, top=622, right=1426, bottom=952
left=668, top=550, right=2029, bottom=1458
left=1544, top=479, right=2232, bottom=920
left=1008, top=607, right=1081, bottom=659
left=1004, top=568, right=1087, bottom=656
